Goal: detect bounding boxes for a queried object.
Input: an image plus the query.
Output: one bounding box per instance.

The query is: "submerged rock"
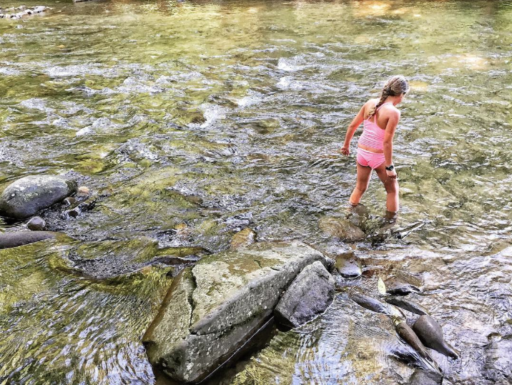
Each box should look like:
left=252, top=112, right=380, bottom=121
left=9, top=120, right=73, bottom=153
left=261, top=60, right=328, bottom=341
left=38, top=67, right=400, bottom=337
left=319, top=216, right=365, bottom=242
left=484, top=334, right=512, bottom=382
left=274, top=261, right=335, bottom=328
left=27, top=216, right=46, bottom=231
left=385, top=296, right=429, bottom=316
left=385, top=277, right=422, bottom=296
left=350, top=293, right=390, bottom=315
left=336, top=253, right=362, bottom=278
left=0, top=175, right=77, bottom=219
left=413, top=315, right=459, bottom=359
left=230, top=227, right=256, bottom=250
left=143, top=241, right=330, bottom=384
left=409, top=369, right=443, bottom=385
left=395, top=321, right=432, bottom=361
left=0, top=231, right=59, bottom=249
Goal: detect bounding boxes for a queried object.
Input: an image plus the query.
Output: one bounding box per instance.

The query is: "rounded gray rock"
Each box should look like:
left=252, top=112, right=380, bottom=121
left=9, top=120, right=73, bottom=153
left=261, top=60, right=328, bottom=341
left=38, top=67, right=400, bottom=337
left=275, top=261, right=335, bottom=328
left=413, top=315, right=459, bottom=359
left=27, top=216, right=46, bottom=231
left=0, top=175, right=77, bottom=219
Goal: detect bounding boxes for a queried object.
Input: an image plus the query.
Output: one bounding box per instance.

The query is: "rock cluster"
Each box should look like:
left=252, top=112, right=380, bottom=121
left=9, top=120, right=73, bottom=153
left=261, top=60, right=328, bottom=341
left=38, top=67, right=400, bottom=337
left=0, top=6, right=48, bottom=20
left=143, top=241, right=335, bottom=383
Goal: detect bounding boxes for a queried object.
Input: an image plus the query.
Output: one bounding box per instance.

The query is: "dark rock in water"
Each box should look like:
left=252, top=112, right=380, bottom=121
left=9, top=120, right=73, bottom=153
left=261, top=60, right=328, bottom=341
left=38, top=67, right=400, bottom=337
left=385, top=278, right=422, bottom=295
left=0, top=231, right=58, bottom=249
left=275, top=261, right=335, bottom=328
left=350, top=293, right=389, bottom=315
left=64, top=208, right=80, bottom=218
left=143, top=241, right=330, bottom=384
left=0, top=175, right=77, bottom=219
left=336, top=253, right=362, bottom=278
left=413, top=315, right=459, bottom=359
left=395, top=321, right=432, bottom=361
left=27, top=216, right=46, bottom=231
left=319, top=216, right=365, bottom=242
left=385, top=296, right=428, bottom=316
left=409, top=369, right=443, bottom=385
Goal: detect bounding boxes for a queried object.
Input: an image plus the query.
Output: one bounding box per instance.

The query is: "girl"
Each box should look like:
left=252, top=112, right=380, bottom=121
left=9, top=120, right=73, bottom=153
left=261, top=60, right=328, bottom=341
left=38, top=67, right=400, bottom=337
left=341, top=75, right=409, bottom=213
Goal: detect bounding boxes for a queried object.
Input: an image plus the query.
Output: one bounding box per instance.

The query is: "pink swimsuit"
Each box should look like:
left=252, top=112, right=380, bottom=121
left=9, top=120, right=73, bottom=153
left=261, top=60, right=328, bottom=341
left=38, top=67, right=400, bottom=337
left=357, top=102, right=391, bottom=169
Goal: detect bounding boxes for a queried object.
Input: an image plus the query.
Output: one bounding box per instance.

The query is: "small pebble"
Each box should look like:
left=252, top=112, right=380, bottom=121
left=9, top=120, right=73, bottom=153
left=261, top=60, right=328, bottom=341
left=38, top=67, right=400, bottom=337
left=77, top=186, right=90, bottom=196
left=63, top=197, right=76, bottom=206
left=27, top=216, right=46, bottom=231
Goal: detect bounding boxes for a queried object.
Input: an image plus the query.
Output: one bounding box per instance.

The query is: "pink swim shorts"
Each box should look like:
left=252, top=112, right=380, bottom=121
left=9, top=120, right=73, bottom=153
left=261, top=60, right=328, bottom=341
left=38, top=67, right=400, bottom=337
left=357, top=148, right=385, bottom=169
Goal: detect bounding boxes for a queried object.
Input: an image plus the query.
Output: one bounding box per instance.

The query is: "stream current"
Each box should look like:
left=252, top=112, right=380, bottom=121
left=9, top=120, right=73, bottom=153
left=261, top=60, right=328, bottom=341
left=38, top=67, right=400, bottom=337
left=0, top=0, right=511, bottom=384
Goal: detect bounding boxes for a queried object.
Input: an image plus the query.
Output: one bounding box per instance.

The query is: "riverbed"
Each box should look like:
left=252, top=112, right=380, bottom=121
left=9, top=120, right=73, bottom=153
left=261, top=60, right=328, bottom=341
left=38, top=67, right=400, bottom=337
left=0, top=0, right=511, bottom=383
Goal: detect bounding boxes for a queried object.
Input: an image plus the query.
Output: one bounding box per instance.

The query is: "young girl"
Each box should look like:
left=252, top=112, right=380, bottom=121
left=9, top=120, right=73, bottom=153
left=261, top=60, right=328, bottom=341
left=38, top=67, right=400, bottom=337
left=341, top=75, right=409, bottom=213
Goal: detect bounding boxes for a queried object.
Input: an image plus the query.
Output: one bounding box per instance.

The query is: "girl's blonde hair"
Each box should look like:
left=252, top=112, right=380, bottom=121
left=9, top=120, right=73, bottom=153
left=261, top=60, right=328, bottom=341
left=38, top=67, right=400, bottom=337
left=367, top=75, right=409, bottom=119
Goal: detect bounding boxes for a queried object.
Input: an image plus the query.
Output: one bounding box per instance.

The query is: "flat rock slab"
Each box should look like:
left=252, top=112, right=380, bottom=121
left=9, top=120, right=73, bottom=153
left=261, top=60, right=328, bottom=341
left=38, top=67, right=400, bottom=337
left=274, top=261, right=335, bottom=328
left=143, top=241, right=329, bottom=383
left=0, top=175, right=77, bottom=219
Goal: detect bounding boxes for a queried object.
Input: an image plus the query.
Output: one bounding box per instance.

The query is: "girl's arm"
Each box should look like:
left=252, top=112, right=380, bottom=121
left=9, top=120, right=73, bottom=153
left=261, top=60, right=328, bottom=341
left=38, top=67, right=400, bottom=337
left=383, top=110, right=400, bottom=178
left=341, top=104, right=366, bottom=155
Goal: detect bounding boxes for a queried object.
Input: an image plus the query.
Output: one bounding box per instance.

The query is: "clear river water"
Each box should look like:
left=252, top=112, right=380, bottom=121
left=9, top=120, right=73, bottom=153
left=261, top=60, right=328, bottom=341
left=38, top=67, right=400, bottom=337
left=0, top=0, right=511, bottom=384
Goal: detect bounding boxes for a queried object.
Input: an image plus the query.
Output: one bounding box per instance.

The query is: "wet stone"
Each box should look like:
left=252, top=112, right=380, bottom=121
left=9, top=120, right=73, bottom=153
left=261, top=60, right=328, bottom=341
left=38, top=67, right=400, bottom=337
left=63, top=197, right=76, bottom=206
left=484, top=334, right=512, bottom=382
left=0, top=231, right=60, bottom=249
left=409, top=369, right=443, bottom=385
left=274, top=261, right=335, bottom=328
left=413, top=315, right=459, bottom=359
left=230, top=227, right=257, bottom=250
left=318, top=216, right=365, bottom=242
left=0, top=175, right=77, bottom=219
left=335, top=253, right=362, bottom=278
left=27, top=216, right=46, bottom=231
left=385, top=277, right=422, bottom=296
left=143, top=241, right=330, bottom=384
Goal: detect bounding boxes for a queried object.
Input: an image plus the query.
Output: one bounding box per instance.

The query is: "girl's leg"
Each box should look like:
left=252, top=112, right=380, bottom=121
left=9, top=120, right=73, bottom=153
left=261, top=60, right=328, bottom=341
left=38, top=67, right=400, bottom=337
left=349, top=163, right=372, bottom=206
left=375, top=163, right=399, bottom=212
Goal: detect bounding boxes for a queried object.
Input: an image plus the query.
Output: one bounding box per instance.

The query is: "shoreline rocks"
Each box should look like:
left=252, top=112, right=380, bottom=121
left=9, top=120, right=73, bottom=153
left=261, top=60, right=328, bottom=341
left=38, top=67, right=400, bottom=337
left=143, top=241, right=333, bottom=383
left=0, top=175, right=77, bottom=219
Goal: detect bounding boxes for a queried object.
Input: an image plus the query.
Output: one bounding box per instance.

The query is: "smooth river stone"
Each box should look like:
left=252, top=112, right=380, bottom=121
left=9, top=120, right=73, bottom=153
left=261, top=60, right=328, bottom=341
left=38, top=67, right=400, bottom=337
left=0, top=175, right=77, bottom=219
left=0, top=231, right=59, bottom=249
left=143, top=241, right=331, bottom=384
left=27, top=216, right=46, bottom=231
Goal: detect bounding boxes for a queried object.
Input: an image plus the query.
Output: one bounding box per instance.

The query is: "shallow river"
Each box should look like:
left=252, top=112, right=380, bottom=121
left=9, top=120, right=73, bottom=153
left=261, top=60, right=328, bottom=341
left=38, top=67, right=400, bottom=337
left=0, top=0, right=511, bottom=384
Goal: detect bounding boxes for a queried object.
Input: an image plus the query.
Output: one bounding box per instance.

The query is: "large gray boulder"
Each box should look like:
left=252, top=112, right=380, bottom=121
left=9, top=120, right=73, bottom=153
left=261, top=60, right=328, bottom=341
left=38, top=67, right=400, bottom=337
left=274, top=261, right=335, bottom=328
left=0, top=175, right=77, bottom=219
left=143, top=241, right=330, bottom=384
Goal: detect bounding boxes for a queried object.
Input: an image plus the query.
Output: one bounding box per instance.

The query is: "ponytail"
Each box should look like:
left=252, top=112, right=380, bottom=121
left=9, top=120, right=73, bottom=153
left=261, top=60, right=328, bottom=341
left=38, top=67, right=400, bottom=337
left=366, top=75, right=409, bottom=120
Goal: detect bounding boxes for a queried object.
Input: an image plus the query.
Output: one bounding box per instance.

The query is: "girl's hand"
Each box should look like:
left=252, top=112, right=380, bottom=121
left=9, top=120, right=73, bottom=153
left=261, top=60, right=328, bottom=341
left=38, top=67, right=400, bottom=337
left=386, top=169, right=397, bottom=179
left=340, top=146, right=350, bottom=156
